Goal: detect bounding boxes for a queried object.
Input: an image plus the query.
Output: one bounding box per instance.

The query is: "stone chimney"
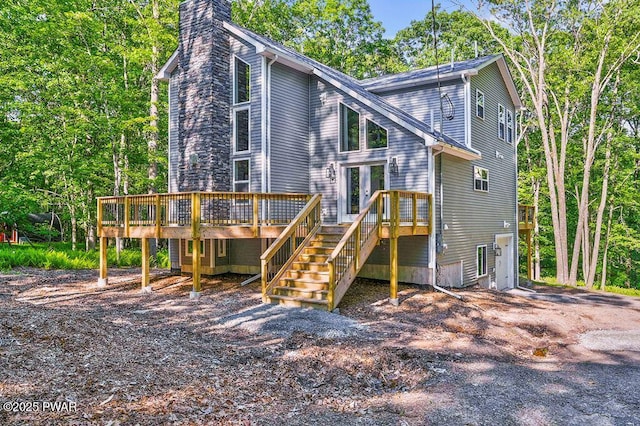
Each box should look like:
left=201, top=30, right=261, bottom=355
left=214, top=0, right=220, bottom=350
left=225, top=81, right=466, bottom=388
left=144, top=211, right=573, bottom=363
left=177, top=0, right=231, bottom=192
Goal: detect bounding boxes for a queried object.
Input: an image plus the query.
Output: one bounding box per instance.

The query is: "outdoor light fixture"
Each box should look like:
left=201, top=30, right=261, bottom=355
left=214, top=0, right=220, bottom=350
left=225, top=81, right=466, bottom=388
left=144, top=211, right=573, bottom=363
left=325, top=163, right=336, bottom=182
left=390, top=157, right=399, bottom=174
left=189, top=153, right=199, bottom=167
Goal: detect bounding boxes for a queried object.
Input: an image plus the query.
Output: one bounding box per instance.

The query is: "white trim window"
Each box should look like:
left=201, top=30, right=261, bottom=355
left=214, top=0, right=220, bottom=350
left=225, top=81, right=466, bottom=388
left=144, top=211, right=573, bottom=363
left=476, top=245, right=488, bottom=277
left=233, top=107, right=250, bottom=153
left=233, top=57, right=250, bottom=104
left=506, top=109, right=514, bottom=144
left=186, top=240, right=206, bottom=258
left=366, top=119, right=388, bottom=149
left=339, top=103, right=360, bottom=152
left=476, top=89, right=485, bottom=119
left=474, top=166, right=489, bottom=192
left=233, top=159, right=250, bottom=193
left=498, top=104, right=505, bottom=140
left=217, top=239, right=227, bottom=257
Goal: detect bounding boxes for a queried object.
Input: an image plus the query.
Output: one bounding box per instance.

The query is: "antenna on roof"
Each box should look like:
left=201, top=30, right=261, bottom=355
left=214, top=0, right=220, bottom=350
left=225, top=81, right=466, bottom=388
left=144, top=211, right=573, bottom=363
left=450, top=48, right=455, bottom=71
left=474, top=41, right=478, bottom=58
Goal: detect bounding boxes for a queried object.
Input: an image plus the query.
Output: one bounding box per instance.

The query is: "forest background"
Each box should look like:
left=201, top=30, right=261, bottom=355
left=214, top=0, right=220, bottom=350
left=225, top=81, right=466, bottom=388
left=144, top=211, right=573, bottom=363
left=1, top=0, right=638, bottom=290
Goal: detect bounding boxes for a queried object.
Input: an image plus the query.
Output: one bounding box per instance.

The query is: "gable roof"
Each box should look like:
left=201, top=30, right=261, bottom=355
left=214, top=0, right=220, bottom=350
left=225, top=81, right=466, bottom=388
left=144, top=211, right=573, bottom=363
left=223, top=22, right=480, bottom=160
left=361, top=54, right=523, bottom=110
left=157, top=22, right=482, bottom=160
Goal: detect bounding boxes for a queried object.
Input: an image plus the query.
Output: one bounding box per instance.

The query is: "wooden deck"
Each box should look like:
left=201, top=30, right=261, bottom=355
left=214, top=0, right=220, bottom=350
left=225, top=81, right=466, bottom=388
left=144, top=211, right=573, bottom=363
left=518, top=204, right=536, bottom=280
left=97, top=191, right=432, bottom=306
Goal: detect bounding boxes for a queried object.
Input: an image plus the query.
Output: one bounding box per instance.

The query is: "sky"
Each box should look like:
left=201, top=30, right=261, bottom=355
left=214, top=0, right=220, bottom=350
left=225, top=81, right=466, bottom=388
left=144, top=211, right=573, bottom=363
left=368, top=0, right=478, bottom=38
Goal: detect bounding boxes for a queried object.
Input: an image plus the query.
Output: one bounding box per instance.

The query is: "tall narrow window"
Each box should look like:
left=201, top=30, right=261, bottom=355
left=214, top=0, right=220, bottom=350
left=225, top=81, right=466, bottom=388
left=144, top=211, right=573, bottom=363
left=476, top=89, right=485, bottom=119
left=498, top=104, right=505, bottom=140
left=340, top=103, right=360, bottom=152
left=234, top=108, right=249, bottom=153
left=234, top=159, right=250, bottom=192
left=366, top=119, right=388, bottom=149
left=474, top=166, right=489, bottom=192
left=234, top=57, right=250, bottom=104
left=506, top=110, right=514, bottom=144
left=477, top=245, right=487, bottom=277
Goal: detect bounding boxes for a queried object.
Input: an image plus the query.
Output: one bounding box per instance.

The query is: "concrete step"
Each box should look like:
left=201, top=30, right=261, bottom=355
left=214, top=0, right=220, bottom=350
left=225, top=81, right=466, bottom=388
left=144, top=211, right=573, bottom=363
left=267, top=294, right=329, bottom=309
left=273, top=286, right=328, bottom=300
left=291, top=261, right=329, bottom=272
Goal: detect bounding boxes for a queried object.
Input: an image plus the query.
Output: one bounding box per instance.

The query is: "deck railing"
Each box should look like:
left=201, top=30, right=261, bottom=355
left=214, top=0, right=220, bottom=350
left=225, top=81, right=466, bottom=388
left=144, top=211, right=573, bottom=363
left=260, top=194, right=322, bottom=299
left=518, top=204, right=535, bottom=230
left=97, top=192, right=312, bottom=237
left=326, top=190, right=432, bottom=310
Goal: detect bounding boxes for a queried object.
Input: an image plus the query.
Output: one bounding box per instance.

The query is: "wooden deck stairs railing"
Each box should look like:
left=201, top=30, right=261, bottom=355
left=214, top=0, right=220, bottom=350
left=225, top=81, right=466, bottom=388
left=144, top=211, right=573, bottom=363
left=261, top=191, right=432, bottom=310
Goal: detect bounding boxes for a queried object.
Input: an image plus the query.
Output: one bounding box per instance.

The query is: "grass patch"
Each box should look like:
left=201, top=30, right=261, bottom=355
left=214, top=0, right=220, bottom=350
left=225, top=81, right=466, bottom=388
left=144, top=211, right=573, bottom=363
left=524, top=276, right=640, bottom=298
left=0, top=242, right=169, bottom=271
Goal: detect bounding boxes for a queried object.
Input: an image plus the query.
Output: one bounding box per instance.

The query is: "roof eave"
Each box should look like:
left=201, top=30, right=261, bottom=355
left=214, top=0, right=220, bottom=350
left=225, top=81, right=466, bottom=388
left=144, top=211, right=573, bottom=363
left=364, top=70, right=479, bottom=93
left=157, top=49, right=179, bottom=82
left=435, top=142, right=482, bottom=161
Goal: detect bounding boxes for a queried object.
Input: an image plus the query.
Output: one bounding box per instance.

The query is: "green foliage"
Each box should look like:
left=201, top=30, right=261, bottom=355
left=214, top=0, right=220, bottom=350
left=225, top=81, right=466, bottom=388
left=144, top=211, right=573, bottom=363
left=0, top=242, right=169, bottom=271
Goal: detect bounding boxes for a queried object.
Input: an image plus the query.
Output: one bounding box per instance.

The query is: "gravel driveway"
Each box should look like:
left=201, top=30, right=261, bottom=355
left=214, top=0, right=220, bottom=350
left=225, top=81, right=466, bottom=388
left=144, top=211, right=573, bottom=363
left=1, top=268, right=639, bottom=425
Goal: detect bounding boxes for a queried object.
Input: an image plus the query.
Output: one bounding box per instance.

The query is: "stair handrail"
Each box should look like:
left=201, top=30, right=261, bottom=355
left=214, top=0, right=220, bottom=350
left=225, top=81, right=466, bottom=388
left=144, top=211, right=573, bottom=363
left=260, top=194, right=322, bottom=300
left=326, top=190, right=386, bottom=309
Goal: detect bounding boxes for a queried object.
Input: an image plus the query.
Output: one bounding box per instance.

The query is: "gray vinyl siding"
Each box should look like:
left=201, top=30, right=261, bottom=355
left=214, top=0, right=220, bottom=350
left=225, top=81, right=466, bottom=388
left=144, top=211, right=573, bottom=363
left=436, top=62, right=518, bottom=287
left=309, top=76, right=431, bottom=267
left=377, top=80, right=466, bottom=145
left=270, top=63, right=310, bottom=192
left=230, top=36, right=263, bottom=192
left=230, top=239, right=261, bottom=267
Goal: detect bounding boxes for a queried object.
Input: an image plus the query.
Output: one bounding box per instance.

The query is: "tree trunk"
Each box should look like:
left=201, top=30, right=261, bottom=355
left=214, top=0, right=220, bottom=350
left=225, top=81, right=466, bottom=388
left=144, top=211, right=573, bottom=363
left=533, top=179, right=541, bottom=281
left=586, top=133, right=612, bottom=288
left=600, top=204, right=614, bottom=291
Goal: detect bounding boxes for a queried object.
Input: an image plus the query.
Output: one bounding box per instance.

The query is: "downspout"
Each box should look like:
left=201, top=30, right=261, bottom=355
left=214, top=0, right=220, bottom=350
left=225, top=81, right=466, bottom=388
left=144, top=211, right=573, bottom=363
left=461, top=74, right=471, bottom=147
left=430, top=145, right=462, bottom=300
left=260, top=57, right=268, bottom=193
left=266, top=55, right=278, bottom=193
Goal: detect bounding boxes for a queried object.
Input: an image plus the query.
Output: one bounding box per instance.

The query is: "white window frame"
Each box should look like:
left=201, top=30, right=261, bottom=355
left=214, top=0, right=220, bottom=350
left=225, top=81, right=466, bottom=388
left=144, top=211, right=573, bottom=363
left=476, top=89, right=485, bottom=119
left=233, top=158, right=250, bottom=193
left=233, top=56, right=251, bottom=105
left=498, top=103, right=505, bottom=141
left=365, top=118, right=388, bottom=150
left=339, top=102, right=361, bottom=153
left=473, top=166, right=489, bottom=192
left=506, top=109, right=514, bottom=144
left=233, top=106, right=250, bottom=154
left=185, top=240, right=206, bottom=258
left=476, top=245, right=488, bottom=277
left=217, top=239, right=227, bottom=258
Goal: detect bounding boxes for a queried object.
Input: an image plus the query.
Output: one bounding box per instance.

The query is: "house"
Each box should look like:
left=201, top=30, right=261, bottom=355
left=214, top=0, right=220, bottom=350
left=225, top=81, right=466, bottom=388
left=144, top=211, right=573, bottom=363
left=97, top=0, right=531, bottom=310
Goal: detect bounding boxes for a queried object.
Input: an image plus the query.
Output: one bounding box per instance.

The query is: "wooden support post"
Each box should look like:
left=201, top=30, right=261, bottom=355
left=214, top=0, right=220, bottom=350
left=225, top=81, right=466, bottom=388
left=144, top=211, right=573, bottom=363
left=191, top=192, right=201, bottom=298
left=327, top=261, right=335, bottom=311
left=389, top=191, right=399, bottom=306
left=390, top=235, right=398, bottom=306
left=192, top=238, right=201, bottom=296
left=155, top=194, right=161, bottom=239
left=354, top=223, right=361, bottom=270
left=98, top=237, right=108, bottom=287
left=141, top=237, right=151, bottom=292
left=124, top=196, right=131, bottom=238
left=412, top=192, right=418, bottom=234
left=252, top=194, right=259, bottom=237
left=261, top=259, right=268, bottom=303
left=527, top=230, right=532, bottom=281
left=377, top=193, right=383, bottom=238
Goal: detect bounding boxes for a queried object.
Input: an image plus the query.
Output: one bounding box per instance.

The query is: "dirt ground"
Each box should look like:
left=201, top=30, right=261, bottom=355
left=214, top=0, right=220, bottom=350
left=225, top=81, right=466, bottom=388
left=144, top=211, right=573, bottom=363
left=1, top=268, right=640, bottom=425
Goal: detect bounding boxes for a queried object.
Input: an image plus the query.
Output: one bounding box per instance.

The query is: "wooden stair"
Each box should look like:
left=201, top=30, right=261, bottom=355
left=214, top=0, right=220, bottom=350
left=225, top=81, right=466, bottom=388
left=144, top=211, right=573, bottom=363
left=267, top=225, right=348, bottom=309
